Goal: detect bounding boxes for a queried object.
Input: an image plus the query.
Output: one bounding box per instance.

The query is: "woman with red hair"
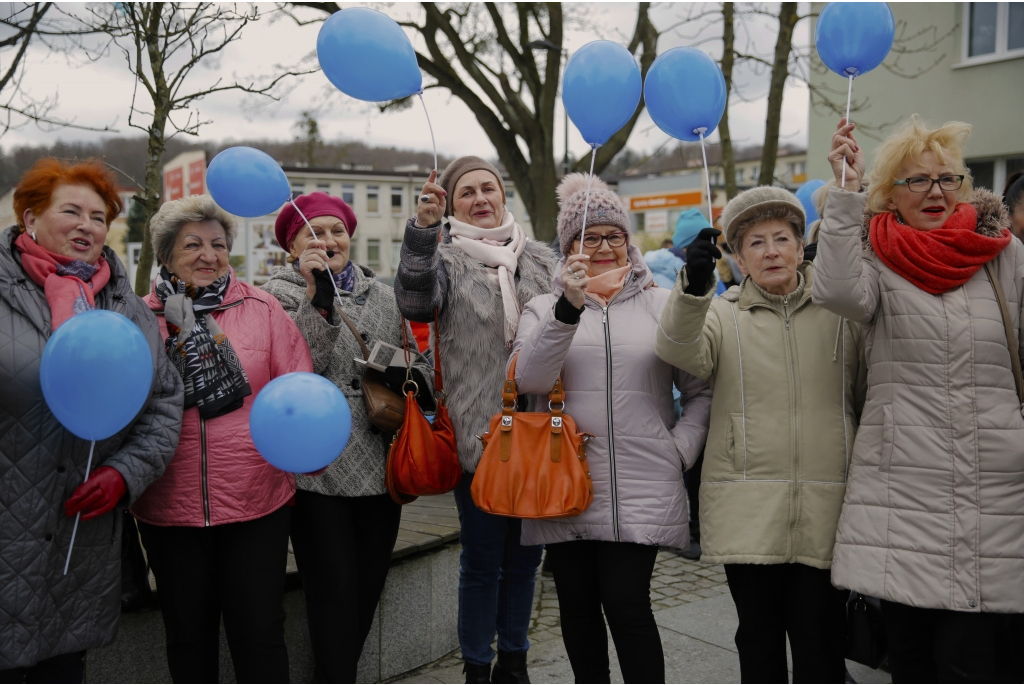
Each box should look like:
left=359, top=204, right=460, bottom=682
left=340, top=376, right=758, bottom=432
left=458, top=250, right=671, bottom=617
left=0, top=158, right=184, bottom=681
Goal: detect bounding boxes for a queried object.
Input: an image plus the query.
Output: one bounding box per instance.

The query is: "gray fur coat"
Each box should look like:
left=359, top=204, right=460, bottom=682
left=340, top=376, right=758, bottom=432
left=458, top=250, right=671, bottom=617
left=395, top=217, right=559, bottom=472
left=263, top=262, right=432, bottom=497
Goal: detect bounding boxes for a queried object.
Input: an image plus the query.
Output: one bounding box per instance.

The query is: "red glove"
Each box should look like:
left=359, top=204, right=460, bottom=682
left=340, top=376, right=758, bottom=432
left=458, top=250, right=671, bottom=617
left=64, top=466, right=127, bottom=521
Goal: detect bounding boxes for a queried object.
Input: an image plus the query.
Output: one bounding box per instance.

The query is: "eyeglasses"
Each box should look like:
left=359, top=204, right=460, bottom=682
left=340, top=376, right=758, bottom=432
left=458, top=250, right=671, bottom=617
left=892, top=175, right=965, bottom=193
left=580, top=232, right=628, bottom=249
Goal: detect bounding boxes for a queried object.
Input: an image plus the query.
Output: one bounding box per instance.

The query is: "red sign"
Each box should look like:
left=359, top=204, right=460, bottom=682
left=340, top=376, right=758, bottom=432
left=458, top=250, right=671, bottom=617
left=188, top=159, right=205, bottom=196
left=164, top=168, right=183, bottom=201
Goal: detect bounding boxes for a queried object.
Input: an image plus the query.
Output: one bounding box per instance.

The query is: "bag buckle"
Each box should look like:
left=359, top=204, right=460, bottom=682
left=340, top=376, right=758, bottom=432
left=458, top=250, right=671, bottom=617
left=551, top=416, right=562, bottom=428
left=501, top=415, right=513, bottom=428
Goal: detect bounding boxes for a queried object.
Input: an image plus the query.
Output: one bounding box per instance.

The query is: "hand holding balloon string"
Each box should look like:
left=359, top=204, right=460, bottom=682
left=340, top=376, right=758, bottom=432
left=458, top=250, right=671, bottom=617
left=683, top=228, right=722, bottom=296
left=829, top=118, right=865, bottom=193
left=416, top=169, right=447, bottom=228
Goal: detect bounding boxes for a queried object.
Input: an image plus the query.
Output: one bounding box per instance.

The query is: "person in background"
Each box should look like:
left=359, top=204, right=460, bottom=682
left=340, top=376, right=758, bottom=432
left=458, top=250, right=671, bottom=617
left=657, top=186, right=866, bottom=683
left=262, top=192, right=433, bottom=682
left=802, top=180, right=835, bottom=262
left=131, top=195, right=313, bottom=684
left=643, top=208, right=707, bottom=289
left=0, top=159, right=183, bottom=682
left=513, top=174, right=712, bottom=684
left=812, top=116, right=1024, bottom=683
left=395, top=158, right=558, bottom=684
left=1004, top=171, right=1024, bottom=241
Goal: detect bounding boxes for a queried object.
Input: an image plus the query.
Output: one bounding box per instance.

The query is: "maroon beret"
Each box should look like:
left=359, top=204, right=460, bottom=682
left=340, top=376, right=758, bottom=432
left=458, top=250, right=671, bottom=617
left=275, top=191, right=358, bottom=250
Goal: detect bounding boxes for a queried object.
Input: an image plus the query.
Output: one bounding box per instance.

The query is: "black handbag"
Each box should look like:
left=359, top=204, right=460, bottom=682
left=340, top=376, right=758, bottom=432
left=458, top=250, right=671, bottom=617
left=846, top=591, right=888, bottom=669
left=120, top=512, right=153, bottom=612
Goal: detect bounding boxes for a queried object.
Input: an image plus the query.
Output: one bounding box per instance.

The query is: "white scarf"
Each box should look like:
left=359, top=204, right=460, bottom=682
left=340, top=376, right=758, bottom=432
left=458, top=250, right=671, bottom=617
left=448, top=210, right=526, bottom=346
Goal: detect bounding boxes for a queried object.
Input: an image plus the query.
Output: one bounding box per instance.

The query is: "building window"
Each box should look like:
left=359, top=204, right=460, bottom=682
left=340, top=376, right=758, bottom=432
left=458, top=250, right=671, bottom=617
left=366, top=186, right=379, bottom=214
left=290, top=180, right=305, bottom=200
left=391, top=186, right=403, bottom=214
left=964, top=3, right=1024, bottom=61
left=342, top=184, right=355, bottom=205
left=506, top=189, right=516, bottom=216
left=316, top=182, right=330, bottom=193
left=367, top=239, right=381, bottom=268
left=968, top=159, right=996, bottom=191
left=392, top=241, right=403, bottom=269
left=736, top=168, right=745, bottom=183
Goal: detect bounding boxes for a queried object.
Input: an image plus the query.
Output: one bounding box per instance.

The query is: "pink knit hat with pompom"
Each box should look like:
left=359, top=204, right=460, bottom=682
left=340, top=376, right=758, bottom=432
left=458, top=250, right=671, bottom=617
left=555, top=173, right=630, bottom=255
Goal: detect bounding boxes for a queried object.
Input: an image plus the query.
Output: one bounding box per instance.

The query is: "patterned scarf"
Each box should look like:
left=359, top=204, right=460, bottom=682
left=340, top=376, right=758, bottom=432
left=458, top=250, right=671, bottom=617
left=14, top=231, right=111, bottom=330
left=333, top=260, right=356, bottom=292
left=155, top=266, right=252, bottom=419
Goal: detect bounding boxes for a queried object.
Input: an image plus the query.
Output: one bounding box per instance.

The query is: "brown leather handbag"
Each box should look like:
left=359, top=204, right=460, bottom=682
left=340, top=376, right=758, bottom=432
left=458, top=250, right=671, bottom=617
left=337, top=308, right=405, bottom=433
left=384, top=313, right=461, bottom=504
left=471, top=353, right=593, bottom=519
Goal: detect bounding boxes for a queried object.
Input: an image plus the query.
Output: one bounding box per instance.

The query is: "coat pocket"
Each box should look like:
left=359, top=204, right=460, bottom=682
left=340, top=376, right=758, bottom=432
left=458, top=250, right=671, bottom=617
left=728, top=413, right=746, bottom=473
left=879, top=406, right=894, bottom=472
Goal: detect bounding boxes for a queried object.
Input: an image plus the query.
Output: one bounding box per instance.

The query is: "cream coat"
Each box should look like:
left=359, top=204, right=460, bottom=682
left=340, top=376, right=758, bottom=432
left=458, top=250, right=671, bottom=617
left=656, top=263, right=866, bottom=568
left=811, top=187, right=1024, bottom=613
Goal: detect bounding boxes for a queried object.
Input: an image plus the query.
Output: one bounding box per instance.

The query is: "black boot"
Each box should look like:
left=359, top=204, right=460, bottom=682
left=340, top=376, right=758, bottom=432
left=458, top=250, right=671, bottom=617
left=463, top=661, right=492, bottom=684
left=491, top=650, right=530, bottom=684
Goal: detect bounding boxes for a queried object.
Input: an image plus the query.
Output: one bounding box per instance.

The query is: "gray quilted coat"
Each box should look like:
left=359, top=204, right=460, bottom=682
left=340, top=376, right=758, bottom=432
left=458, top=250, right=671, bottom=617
left=0, top=227, right=184, bottom=669
left=811, top=187, right=1024, bottom=613
left=511, top=246, right=713, bottom=549
left=394, top=217, right=558, bottom=472
left=262, top=263, right=432, bottom=497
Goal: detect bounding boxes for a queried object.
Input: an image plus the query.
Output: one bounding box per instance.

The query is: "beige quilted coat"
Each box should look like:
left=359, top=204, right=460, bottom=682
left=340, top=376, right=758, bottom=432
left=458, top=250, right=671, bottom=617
left=811, top=186, right=1024, bottom=613
left=656, top=263, right=866, bottom=569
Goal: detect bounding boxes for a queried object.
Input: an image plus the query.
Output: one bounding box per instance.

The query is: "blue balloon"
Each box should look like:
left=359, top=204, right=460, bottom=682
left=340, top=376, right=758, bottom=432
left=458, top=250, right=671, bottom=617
left=206, top=147, right=291, bottom=218
left=563, top=41, right=642, bottom=146
left=645, top=48, right=727, bottom=142
left=317, top=7, right=422, bottom=102
left=40, top=310, right=154, bottom=441
left=796, top=179, right=828, bottom=233
left=815, top=2, right=895, bottom=77
left=249, top=372, right=352, bottom=473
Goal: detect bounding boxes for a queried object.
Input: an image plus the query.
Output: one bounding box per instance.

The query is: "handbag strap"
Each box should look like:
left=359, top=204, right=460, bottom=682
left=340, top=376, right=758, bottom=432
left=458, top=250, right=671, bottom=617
left=504, top=353, right=566, bottom=463
left=983, top=261, right=1024, bottom=404
left=336, top=306, right=371, bottom=361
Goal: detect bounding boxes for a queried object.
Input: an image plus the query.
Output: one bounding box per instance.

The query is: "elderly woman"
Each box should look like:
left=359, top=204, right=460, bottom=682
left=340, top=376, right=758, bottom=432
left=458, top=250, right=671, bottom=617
left=812, top=117, right=1024, bottom=683
left=656, top=187, right=866, bottom=683
left=511, top=174, right=712, bottom=683
left=0, top=159, right=183, bottom=681
left=130, top=195, right=313, bottom=683
left=395, top=158, right=558, bottom=683
left=263, top=192, right=433, bottom=682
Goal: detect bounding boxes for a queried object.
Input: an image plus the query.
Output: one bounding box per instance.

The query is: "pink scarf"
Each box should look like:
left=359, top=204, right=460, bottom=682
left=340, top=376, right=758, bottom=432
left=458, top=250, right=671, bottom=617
left=585, top=262, right=632, bottom=307
left=15, top=231, right=110, bottom=330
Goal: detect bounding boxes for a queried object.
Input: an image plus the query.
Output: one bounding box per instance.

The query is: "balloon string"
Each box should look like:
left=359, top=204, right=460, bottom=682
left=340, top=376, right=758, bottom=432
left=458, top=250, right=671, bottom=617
left=697, top=128, right=714, bottom=229
left=64, top=440, right=95, bottom=576
left=842, top=74, right=853, bottom=189
left=578, top=144, right=599, bottom=255
left=417, top=91, right=438, bottom=173
left=290, top=198, right=346, bottom=313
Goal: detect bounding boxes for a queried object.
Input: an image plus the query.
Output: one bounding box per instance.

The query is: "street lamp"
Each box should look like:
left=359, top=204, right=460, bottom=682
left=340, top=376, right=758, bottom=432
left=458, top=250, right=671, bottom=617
left=525, top=40, right=570, bottom=176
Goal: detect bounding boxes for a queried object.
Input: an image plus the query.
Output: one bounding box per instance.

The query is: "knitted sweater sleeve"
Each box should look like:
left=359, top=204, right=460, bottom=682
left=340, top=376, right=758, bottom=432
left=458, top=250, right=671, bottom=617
left=394, top=216, right=449, bottom=323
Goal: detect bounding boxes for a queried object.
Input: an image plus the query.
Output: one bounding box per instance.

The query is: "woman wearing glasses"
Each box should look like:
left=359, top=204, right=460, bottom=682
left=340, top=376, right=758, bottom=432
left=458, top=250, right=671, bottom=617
left=511, top=174, right=712, bottom=683
left=812, top=116, right=1024, bottom=682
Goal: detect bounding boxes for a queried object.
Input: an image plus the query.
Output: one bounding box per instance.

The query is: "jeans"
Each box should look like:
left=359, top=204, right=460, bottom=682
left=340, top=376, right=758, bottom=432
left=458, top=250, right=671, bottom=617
left=453, top=471, right=543, bottom=666
left=724, top=563, right=847, bottom=683
left=546, top=541, right=664, bottom=684
left=139, top=506, right=291, bottom=683
left=0, top=652, right=85, bottom=684
left=290, top=491, right=403, bottom=683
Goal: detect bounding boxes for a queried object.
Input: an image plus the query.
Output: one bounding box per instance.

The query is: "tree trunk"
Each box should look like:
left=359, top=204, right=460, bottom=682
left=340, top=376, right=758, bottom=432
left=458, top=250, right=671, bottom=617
left=719, top=2, right=738, bottom=201
left=133, top=113, right=167, bottom=296
left=758, top=2, right=797, bottom=186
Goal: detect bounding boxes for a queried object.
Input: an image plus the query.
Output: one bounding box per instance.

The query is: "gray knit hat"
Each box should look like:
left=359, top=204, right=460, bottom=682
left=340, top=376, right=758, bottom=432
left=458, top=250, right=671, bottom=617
left=555, top=173, right=630, bottom=255
left=151, top=195, right=237, bottom=268
left=439, top=155, right=505, bottom=217
left=720, top=186, right=805, bottom=253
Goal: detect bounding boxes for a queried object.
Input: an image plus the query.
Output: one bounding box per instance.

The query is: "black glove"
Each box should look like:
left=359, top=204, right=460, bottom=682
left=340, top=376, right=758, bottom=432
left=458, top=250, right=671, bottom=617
left=383, top=366, right=435, bottom=412
left=310, top=267, right=336, bottom=311
left=683, top=228, right=723, bottom=296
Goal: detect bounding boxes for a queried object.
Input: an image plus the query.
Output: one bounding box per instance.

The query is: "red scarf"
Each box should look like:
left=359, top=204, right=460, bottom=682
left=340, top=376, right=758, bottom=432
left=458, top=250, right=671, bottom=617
left=14, top=232, right=111, bottom=330
left=869, top=203, right=1011, bottom=295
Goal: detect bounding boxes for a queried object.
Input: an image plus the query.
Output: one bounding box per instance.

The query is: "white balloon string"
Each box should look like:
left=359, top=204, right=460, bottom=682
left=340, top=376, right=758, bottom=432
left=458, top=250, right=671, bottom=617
left=842, top=74, right=854, bottom=189
left=578, top=144, right=599, bottom=255
left=290, top=197, right=345, bottom=312
left=417, top=91, right=438, bottom=173
left=63, top=440, right=95, bottom=576
left=697, top=128, right=713, bottom=230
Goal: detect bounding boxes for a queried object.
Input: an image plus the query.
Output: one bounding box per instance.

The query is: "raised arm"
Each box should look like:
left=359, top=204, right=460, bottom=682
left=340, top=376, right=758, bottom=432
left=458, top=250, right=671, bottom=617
left=655, top=271, right=723, bottom=383
left=510, top=295, right=575, bottom=395
left=671, top=368, right=712, bottom=471
left=810, top=187, right=880, bottom=324
left=395, top=170, right=450, bottom=322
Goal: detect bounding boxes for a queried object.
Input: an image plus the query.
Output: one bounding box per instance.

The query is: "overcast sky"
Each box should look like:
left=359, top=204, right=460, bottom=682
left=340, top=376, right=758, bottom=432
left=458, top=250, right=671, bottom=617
left=2, top=2, right=811, bottom=162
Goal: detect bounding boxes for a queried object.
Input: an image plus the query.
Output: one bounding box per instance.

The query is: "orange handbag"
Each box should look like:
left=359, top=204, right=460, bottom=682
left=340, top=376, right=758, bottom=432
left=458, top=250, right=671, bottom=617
left=384, top=312, right=461, bottom=504
left=471, top=353, right=593, bottom=519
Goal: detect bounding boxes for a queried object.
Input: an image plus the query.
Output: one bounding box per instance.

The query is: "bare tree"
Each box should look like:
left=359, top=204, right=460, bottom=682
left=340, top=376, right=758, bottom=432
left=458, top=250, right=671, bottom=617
left=84, top=3, right=316, bottom=295
left=285, top=3, right=658, bottom=243
left=718, top=3, right=738, bottom=200
left=0, top=3, right=117, bottom=137
left=757, top=2, right=797, bottom=186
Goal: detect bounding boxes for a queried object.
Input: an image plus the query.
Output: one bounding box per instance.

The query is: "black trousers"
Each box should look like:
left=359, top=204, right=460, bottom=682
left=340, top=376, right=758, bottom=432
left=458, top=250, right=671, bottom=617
left=290, top=490, right=402, bottom=683
left=881, top=600, right=1024, bottom=683
left=0, top=652, right=85, bottom=684
left=138, top=506, right=291, bottom=684
left=546, top=541, right=664, bottom=684
left=724, top=563, right=847, bottom=683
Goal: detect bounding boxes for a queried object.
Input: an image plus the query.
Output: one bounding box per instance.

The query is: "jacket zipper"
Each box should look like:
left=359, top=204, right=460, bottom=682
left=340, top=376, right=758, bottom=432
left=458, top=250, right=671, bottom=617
left=200, top=415, right=211, bottom=527
left=589, top=285, right=626, bottom=543
left=782, top=295, right=801, bottom=553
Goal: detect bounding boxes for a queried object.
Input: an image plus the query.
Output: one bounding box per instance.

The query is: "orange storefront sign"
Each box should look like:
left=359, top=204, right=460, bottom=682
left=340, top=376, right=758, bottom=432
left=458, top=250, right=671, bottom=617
left=629, top=191, right=702, bottom=211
